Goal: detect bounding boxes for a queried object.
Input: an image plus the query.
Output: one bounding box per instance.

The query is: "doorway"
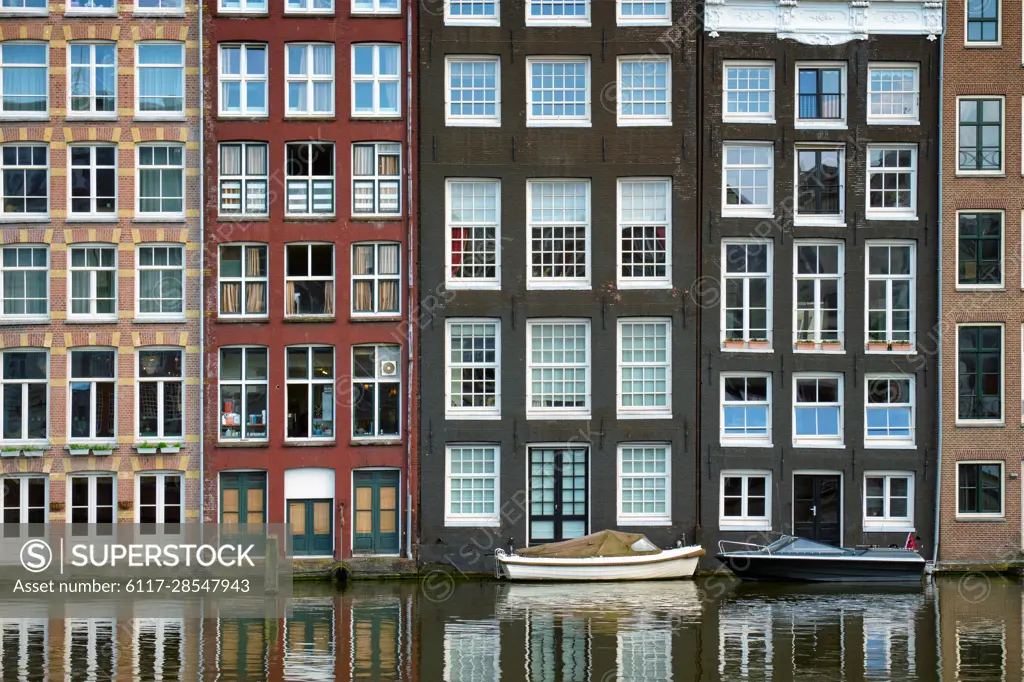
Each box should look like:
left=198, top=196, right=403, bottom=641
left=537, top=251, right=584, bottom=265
left=353, top=470, right=400, bottom=555
left=528, top=447, right=588, bottom=544
left=793, top=474, right=842, bottom=545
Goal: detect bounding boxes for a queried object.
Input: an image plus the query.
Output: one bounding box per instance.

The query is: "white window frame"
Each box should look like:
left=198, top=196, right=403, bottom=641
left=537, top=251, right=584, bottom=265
left=793, top=240, right=845, bottom=349
left=955, top=460, right=1005, bottom=519
left=218, top=243, right=267, bottom=319
left=135, top=243, right=185, bottom=320
left=866, top=145, right=917, bottom=220
left=284, top=242, right=335, bottom=318
left=218, top=142, right=269, bottom=217
left=444, top=444, right=501, bottom=527
left=135, top=42, right=185, bottom=120
left=956, top=323, right=1004, bottom=426
left=526, top=318, right=591, bottom=420
left=135, top=143, right=185, bottom=220
left=0, top=0, right=47, bottom=15
left=351, top=0, right=400, bottom=14
left=720, top=372, right=772, bottom=447
left=617, top=177, right=671, bottom=289
left=616, top=0, right=670, bottom=26
left=0, top=475, right=48, bottom=526
left=285, top=345, right=336, bottom=441
left=866, top=63, right=919, bottom=125
left=445, top=318, right=501, bottom=420
left=526, top=178, right=591, bottom=290
left=68, top=143, right=118, bottom=219
left=68, top=244, right=117, bottom=321
left=66, top=42, right=117, bottom=118
left=351, top=344, right=401, bottom=440
left=67, top=473, right=117, bottom=524
left=0, top=245, right=48, bottom=321
left=351, top=241, right=401, bottom=317
left=0, top=349, right=48, bottom=444
left=864, top=374, right=915, bottom=448
left=525, top=57, right=591, bottom=127
left=722, top=60, right=775, bottom=123
left=352, top=142, right=401, bottom=217
left=792, top=373, right=844, bottom=448
left=351, top=43, right=401, bottom=118
left=285, top=43, right=335, bottom=117
left=865, top=241, right=916, bottom=351
left=525, top=0, right=589, bottom=26
left=0, top=143, right=49, bottom=220
left=616, top=55, right=671, bottom=126
left=956, top=95, right=1005, bottom=176
left=218, top=345, right=269, bottom=442
left=721, top=142, right=774, bottom=217
left=793, top=145, right=845, bottom=226
left=616, top=443, right=671, bottom=526
left=616, top=317, right=671, bottom=419
left=445, top=178, right=501, bottom=290
left=285, top=141, right=335, bottom=218
left=719, top=470, right=772, bottom=531
left=218, top=43, right=268, bottom=117
left=956, top=209, right=1004, bottom=290
left=863, top=472, right=915, bottom=532
left=285, top=0, right=333, bottom=14
left=217, top=0, right=267, bottom=13
left=965, top=0, right=1001, bottom=46
left=720, top=239, right=773, bottom=349
left=0, top=42, right=48, bottom=120
left=67, top=348, right=117, bottom=443
left=135, top=347, right=184, bottom=441
left=794, top=61, right=847, bottom=129
left=135, top=0, right=185, bottom=15
left=444, top=56, right=501, bottom=127
left=444, top=0, right=499, bottom=26
left=134, top=470, right=184, bottom=524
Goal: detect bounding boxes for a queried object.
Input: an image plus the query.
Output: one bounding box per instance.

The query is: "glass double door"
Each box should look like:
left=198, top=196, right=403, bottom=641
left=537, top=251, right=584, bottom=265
left=353, top=470, right=400, bottom=554
left=793, top=474, right=842, bottom=546
left=288, top=499, right=332, bottom=556
left=529, top=448, right=588, bottom=544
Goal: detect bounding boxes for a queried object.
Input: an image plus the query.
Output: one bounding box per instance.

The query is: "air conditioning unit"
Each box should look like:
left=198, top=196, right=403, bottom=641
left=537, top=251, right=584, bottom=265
left=379, top=359, right=398, bottom=377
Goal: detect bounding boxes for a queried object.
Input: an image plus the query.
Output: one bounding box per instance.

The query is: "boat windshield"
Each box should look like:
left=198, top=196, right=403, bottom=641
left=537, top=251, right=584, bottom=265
left=767, top=536, right=850, bottom=555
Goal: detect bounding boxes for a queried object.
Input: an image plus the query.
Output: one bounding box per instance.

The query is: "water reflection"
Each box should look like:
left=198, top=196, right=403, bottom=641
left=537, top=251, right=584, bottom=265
left=0, top=578, right=1018, bottom=680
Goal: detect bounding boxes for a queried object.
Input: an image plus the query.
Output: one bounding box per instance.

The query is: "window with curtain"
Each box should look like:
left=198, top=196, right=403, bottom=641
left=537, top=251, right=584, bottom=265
left=0, top=43, right=47, bottom=115
left=0, top=349, right=47, bottom=442
left=137, top=245, right=184, bottom=318
left=219, top=243, right=267, bottom=317
left=70, top=145, right=117, bottom=216
left=285, top=244, right=334, bottom=317
left=618, top=178, right=669, bottom=286
left=286, top=346, right=334, bottom=440
left=68, top=349, right=116, bottom=441
left=286, top=0, right=333, bottom=12
left=352, top=142, right=400, bottom=216
left=219, top=44, right=267, bottom=116
left=2, top=0, right=46, bottom=10
left=136, top=0, right=185, bottom=11
left=0, top=246, right=47, bottom=319
left=219, top=143, right=268, bottom=215
left=352, top=44, right=400, bottom=117
left=219, top=0, right=267, bottom=11
left=446, top=179, right=499, bottom=287
left=352, top=243, right=400, bottom=316
left=137, top=348, right=183, bottom=439
left=69, top=42, right=116, bottom=114
left=219, top=346, right=268, bottom=441
left=1, top=145, right=47, bottom=216
left=286, top=43, right=334, bottom=116
left=137, top=43, right=185, bottom=116
left=352, top=0, right=399, bottom=13
left=68, top=0, right=116, bottom=10
left=137, top=143, right=184, bottom=216
left=69, top=245, right=117, bottom=319
left=352, top=345, right=400, bottom=439
left=286, top=142, right=334, bottom=216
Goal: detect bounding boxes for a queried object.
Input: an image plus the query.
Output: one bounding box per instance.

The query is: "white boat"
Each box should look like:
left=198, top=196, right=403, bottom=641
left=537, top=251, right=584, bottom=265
left=493, top=530, right=705, bottom=582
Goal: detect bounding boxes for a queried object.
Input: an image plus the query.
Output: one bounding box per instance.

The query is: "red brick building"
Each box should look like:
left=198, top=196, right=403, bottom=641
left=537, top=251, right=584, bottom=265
left=202, top=0, right=417, bottom=560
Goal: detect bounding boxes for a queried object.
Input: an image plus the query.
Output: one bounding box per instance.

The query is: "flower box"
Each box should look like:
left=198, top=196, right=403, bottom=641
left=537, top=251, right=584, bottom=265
left=49, top=501, right=64, bottom=512
left=795, top=341, right=818, bottom=351
left=867, top=342, right=890, bottom=352
left=158, top=444, right=181, bottom=454
left=1, top=448, right=21, bottom=458
left=890, top=342, right=914, bottom=353
left=117, top=501, right=133, bottom=511
left=67, top=446, right=90, bottom=456
left=91, top=448, right=114, bottom=457
left=135, top=447, right=157, bottom=455
left=747, top=340, right=771, bottom=350
left=20, top=446, right=46, bottom=457
left=723, top=340, right=746, bottom=349
left=821, top=341, right=842, bottom=351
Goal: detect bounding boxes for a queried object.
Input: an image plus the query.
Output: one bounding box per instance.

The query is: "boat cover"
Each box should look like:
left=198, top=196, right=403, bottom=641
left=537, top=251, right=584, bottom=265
left=515, top=530, right=661, bottom=558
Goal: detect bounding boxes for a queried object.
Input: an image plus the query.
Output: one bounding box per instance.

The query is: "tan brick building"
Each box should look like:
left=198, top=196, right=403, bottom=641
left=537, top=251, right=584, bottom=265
left=0, top=1, right=200, bottom=528
left=941, top=0, right=1024, bottom=560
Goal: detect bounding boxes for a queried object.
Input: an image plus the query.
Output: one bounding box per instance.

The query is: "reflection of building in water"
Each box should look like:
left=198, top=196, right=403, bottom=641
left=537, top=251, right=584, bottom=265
left=955, top=622, right=1006, bottom=682
left=617, top=618, right=672, bottom=682
left=719, top=603, right=773, bottom=680
left=350, top=596, right=410, bottom=681
left=218, top=618, right=269, bottom=680
left=132, top=619, right=184, bottom=681
left=938, top=579, right=1022, bottom=682
left=0, top=617, right=47, bottom=680
left=65, top=618, right=117, bottom=680
left=526, top=612, right=590, bottom=682
left=443, top=620, right=500, bottom=682
left=284, top=600, right=335, bottom=681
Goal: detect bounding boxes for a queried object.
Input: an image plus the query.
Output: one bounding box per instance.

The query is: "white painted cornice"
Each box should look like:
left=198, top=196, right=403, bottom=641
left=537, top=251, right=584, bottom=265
left=704, top=0, right=943, bottom=44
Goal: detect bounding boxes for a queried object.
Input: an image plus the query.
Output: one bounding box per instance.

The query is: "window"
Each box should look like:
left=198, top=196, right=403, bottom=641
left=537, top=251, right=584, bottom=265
left=286, top=346, right=334, bottom=440
left=218, top=0, right=266, bottom=12
left=958, top=212, right=1002, bottom=287
left=136, top=0, right=184, bottom=12
left=69, top=43, right=116, bottom=115
left=866, top=242, right=915, bottom=348
left=445, top=57, right=500, bottom=127
left=137, top=245, right=184, bottom=318
left=446, top=179, right=500, bottom=288
left=865, top=375, right=914, bottom=446
left=69, top=245, right=117, bottom=319
left=958, top=98, right=1002, bottom=172
left=957, top=325, right=1002, bottom=423
left=136, top=472, right=182, bottom=525
left=446, top=319, right=500, bottom=419
left=219, top=143, right=268, bottom=216
left=617, top=444, right=670, bottom=525
left=526, top=319, right=590, bottom=419
left=863, top=473, right=913, bottom=531
left=2, top=0, right=46, bottom=12
left=721, top=373, right=771, bottom=446
left=137, top=143, right=184, bottom=217
left=966, top=0, right=999, bottom=44
left=352, top=0, right=399, bottom=13
left=796, top=64, right=845, bottom=124
left=0, top=246, right=47, bottom=319
left=617, top=56, right=670, bottom=125
left=795, top=147, right=843, bottom=222
left=867, top=146, right=917, bottom=219
left=618, top=178, right=670, bottom=288
left=352, top=44, right=400, bottom=117
left=957, top=462, right=1003, bottom=516
left=285, top=243, right=334, bottom=317
left=617, top=318, right=671, bottom=418
left=69, top=145, right=116, bottom=217
left=445, top=445, right=499, bottom=526
left=219, top=347, right=268, bottom=442
left=68, top=349, right=116, bottom=441
left=352, top=242, right=400, bottom=316
left=793, top=374, right=843, bottom=446
left=721, top=240, right=771, bottom=347
left=137, top=43, right=184, bottom=117
left=286, top=0, right=332, bottom=13
left=527, top=179, right=590, bottom=288
left=286, top=43, right=334, bottom=116
left=720, top=471, right=771, bottom=530
left=219, top=44, right=267, bottom=116
left=0, top=43, right=47, bottom=116
left=794, top=241, right=844, bottom=346
left=1, top=144, right=47, bottom=217
left=352, top=345, right=401, bottom=439
left=285, top=142, right=334, bottom=216
left=68, top=474, right=115, bottom=524
left=446, top=0, right=498, bottom=25
left=0, top=350, right=47, bottom=442
left=137, top=349, right=183, bottom=440
left=352, top=142, right=401, bottom=217
left=219, top=244, right=267, bottom=317
left=722, top=143, right=773, bottom=216
left=1, top=477, right=46, bottom=528
left=617, top=0, right=669, bottom=25
left=723, top=61, right=774, bottom=122
left=867, top=65, right=919, bottom=123
left=526, top=0, right=588, bottom=25
left=526, top=57, right=590, bottom=126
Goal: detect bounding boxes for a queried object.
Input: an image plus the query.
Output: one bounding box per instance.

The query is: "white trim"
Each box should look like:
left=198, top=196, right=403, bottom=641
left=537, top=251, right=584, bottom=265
left=524, top=443, right=591, bottom=546
left=134, top=243, right=186, bottom=321
left=284, top=42, right=335, bottom=117
left=794, top=62, right=847, bottom=130
left=67, top=243, right=118, bottom=322
left=526, top=319, right=591, bottom=420
left=616, top=442, right=672, bottom=526
left=955, top=209, right=1004, bottom=290
left=66, top=346, right=118, bottom=443
left=866, top=63, right=920, bottom=126
left=134, top=143, right=186, bottom=220
left=351, top=43, right=401, bottom=118
left=443, top=0, right=499, bottom=26
left=284, top=345, right=337, bottom=441
left=67, top=143, right=118, bottom=220
left=864, top=240, right=917, bottom=352
left=217, top=345, right=269, bottom=443
left=616, top=0, right=670, bottom=26
left=616, top=317, right=672, bottom=419
left=65, top=41, right=118, bottom=120
left=863, top=373, right=916, bottom=449
left=0, top=474, right=48, bottom=526
left=955, top=622, right=1006, bottom=682
left=132, top=618, right=185, bottom=681
left=444, top=443, right=501, bottom=527
left=719, top=469, right=772, bottom=531
left=350, top=0, right=401, bottom=15
left=283, top=242, right=335, bottom=318
left=524, top=0, right=590, bottom=26
left=720, top=238, right=773, bottom=350
left=218, top=43, right=268, bottom=118
left=0, top=143, right=49, bottom=222
left=722, top=60, right=775, bottom=124
left=964, top=0, right=1001, bottom=46
left=792, top=372, right=844, bottom=448
left=791, top=470, right=844, bottom=546
left=444, top=55, right=501, bottom=127
left=133, top=41, right=185, bottom=121
left=0, top=348, right=48, bottom=445
left=525, top=56, right=592, bottom=128
left=66, top=471, right=118, bottom=524
left=793, top=143, right=846, bottom=226
left=285, top=141, right=335, bottom=218
left=792, top=239, right=845, bottom=349
left=616, top=55, right=671, bottom=127
left=217, top=242, right=268, bottom=319
left=350, top=344, right=402, bottom=440
left=525, top=178, right=591, bottom=290
left=350, top=241, right=402, bottom=317
left=862, top=471, right=915, bottom=532
left=955, top=322, right=1005, bottom=426
left=955, top=95, right=1005, bottom=176
left=0, top=243, right=49, bottom=323
left=954, top=460, right=1006, bottom=519
left=865, top=145, right=918, bottom=221
left=445, top=318, right=501, bottom=420
left=283, top=0, right=334, bottom=14
left=719, top=371, right=772, bottom=447
left=445, top=178, right=502, bottom=290
left=0, top=41, right=49, bottom=121
left=351, top=141, right=401, bottom=218
left=135, top=346, right=185, bottom=442
left=133, top=470, right=184, bottom=524
left=217, top=0, right=268, bottom=13
left=616, top=177, right=672, bottom=289
left=721, top=142, right=774, bottom=218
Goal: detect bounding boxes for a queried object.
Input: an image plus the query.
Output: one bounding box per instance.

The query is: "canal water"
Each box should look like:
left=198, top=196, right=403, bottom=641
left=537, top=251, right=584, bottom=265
left=0, top=576, right=1021, bottom=680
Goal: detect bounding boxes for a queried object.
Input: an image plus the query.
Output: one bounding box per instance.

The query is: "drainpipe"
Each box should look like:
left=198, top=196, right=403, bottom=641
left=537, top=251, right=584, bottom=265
left=197, top=1, right=205, bottom=524
left=404, top=0, right=414, bottom=561
left=932, top=2, right=946, bottom=565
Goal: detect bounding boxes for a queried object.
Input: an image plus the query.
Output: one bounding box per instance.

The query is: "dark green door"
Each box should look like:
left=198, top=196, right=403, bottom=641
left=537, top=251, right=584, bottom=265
left=353, top=470, right=400, bottom=554
left=529, top=448, right=588, bottom=544
left=289, top=499, right=333, bottom=556
left=220, top=472, right=267, bottom=553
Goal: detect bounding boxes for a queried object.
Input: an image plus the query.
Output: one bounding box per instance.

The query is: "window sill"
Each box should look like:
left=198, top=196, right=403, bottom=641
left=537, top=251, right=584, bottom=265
left=282, top=10, right=336, bottom=16
left=0, top=215, right=50, bottom=224
left=0, top=318, right=49, bottom=325
left=65, top=216, right=120, bottom=224
left=722, top=116, right=776, bottom=125
left=282, top=440, right=336, bottom=447
left=956, top=170, right=1005, bottom=178
left=721, top=210, right=774, bottom=220
left=793, top=344, right=844, bottom=353
left=282, top=116, right=336, bottom=122
left=863, top=441, right=916, bottom=450
left=865, top=212, right=918, bottom=222
left=445, top=518, right=500, bottom=528
left=216, top=441, right=270, bottom=448
left=445, top=281, right=502, bottom=291
left=283, top=216, right=337, bottom=222
left=792, top=440, right=845, bottom=449
left=133, top=216, right=187, bottom=224
left=133, top=317, right=187, bottom=324
left=350, top=439, right=402, bottom=446
left=283, top=316, right=335, bottom=323
left=0, top=9, right=48, bottom=16
left=526, top=412, right=592, bottom=421
left=64, top=317, right=119, bottom=325
left=350, top=215, right=403, bottom=222
left=217, top=113, right=269, bottom=120
left=956, top=284, right=1004, bottom=292
left=617, top=412, right=673, bottom=420
left=217, top=215, right=270, bottom=223
left=617, top=118, right=673, bottom=128
left=793, top=217, right=845, bottom=228
left=616, top=18, right=672, bottom=27
left=216, top=10, right=271, bottom=17
left=617, top=517, right=672, bottom=527
left=350, top=315, right=402, bottom=323
left=64, top=9, right=116, bottom=16
left=617, top=280, right=672, bottom=290
left=133, top=116, right=187, bottom=124
left=445, top=411, right=501, bottom=421
left=444, top=18, right=500, bottom=26
left=955, top=420, right=1005, bottom=428
left=865, top=344, right=916, bottom=354
left=215, top=316, right=269, bottom=323
left=132, top=9, right=186, bottom=17
left=65, top=115, right=119, bottom=123
left=445, top=119, right=501, bottom=128
left=0, top=114, right=49, bottom=123
left=794, top=121, right=847, bottom=130
left=350, top=115, right=403, bottom=122
left=955, top=515, right=1006, bottom=522
left=526, top=120, right=592, bottom=128
left=349, top=10, right=402, bottom=17
left=722, top=340, right=773, bottom=352
left=963, top=42, right=1002, bottom=48
left=866, top=119, right=920, bottom=127
left=720, top=520, right=772, bottom=531
left=863, top=524, right=915, bottom=533
left=525, top=19, right=591, bottom=27
left=720, top=440, right=774, bottom=448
